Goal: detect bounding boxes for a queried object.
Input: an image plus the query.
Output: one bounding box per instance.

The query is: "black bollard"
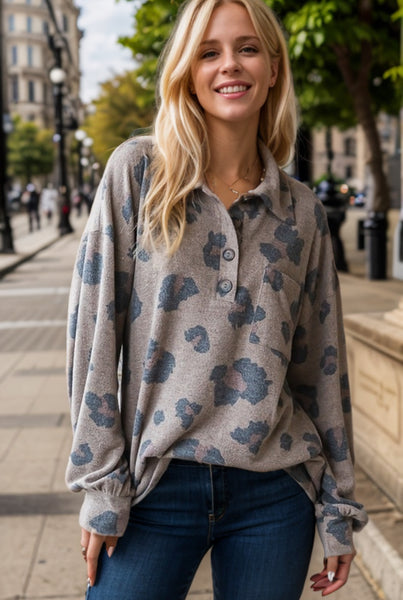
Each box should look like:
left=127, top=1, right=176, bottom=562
left=363, top=212, right=387, bottom=280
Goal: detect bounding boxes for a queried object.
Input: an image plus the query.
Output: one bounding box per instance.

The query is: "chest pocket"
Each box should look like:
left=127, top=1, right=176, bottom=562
left=249, top=264, right=303, bottom=366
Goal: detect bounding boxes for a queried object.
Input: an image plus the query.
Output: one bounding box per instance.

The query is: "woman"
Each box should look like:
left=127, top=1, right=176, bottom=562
left=66, top=0, right=367, bottom=598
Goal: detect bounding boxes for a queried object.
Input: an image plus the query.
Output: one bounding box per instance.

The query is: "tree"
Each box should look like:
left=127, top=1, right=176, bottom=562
left=82, top=70, right=155, bottom=166
left=119, top=0, right=400, bottom=212
left=118, top=0, right=179, bottom=86
left=271, top=0, right=400, bottom=213
left=7, top=116, right=54, bottom=183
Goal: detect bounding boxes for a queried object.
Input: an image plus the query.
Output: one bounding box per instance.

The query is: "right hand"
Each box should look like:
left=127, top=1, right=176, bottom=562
left=81, top=527, right=118, bottom=586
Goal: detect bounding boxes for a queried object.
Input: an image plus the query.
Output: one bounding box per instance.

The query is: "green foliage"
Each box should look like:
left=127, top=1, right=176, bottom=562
left=267, top=0, right=400, bottom=127
left=82, top=70, right=156, bottom=165
left=118, top=0, right=180, bottom=83
left=7, top=116, right=54, bottom=182
left=383, top=2, right=403, bottom=93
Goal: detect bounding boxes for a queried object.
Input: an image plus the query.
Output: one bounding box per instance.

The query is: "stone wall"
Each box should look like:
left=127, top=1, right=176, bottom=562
left=344, top=302, right=403, bottom=509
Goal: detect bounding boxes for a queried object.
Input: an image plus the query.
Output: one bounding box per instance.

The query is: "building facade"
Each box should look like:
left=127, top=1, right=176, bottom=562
left=311, top=115, right=400, bottom=209
left=3, top=0, right=81, bottom=129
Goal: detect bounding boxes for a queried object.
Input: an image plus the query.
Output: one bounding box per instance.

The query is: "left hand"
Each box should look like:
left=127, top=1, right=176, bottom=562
left=310, top=551, right=356, bottom=596
left=81, top=528, right=119, bottom=587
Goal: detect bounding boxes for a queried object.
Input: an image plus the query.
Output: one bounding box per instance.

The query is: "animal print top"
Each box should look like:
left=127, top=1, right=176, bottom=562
left=66, top=136, right=367, bottom=558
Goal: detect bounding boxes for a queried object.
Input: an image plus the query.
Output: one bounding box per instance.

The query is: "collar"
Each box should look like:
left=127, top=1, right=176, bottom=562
left=252, top=142, right=296, bottom=224
left=197, top=141, right=296, bottom=224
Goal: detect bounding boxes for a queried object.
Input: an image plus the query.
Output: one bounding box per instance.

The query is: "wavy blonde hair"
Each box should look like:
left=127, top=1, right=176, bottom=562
left=142, top=0, right=297, bottom=254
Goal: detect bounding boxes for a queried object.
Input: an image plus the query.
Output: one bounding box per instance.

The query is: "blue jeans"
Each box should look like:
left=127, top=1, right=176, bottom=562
left=87, top=460, right=315, bottom=600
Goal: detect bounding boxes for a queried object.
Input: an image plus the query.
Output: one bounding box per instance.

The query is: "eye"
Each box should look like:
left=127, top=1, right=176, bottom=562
left=240, top=45, right=259, bottom=54
left=200, top=49, right=219, bottom=59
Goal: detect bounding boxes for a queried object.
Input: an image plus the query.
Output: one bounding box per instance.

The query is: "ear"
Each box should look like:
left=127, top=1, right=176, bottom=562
left=269, top=58, right=279, bottom=88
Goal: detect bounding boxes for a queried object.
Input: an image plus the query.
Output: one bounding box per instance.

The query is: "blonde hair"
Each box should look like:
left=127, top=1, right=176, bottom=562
left=142, top=0, right=297, bottom=254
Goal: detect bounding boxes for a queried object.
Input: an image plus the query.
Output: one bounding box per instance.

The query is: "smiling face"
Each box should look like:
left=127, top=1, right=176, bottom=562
left=190, top=1, right=278, bottom=133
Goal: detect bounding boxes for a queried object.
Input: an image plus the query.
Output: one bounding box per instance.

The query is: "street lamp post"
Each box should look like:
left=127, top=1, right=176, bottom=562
left=49, top=36, right=73, bottom=235
left=393, top=14, right=403, bottom=280
left=91, top=162, right=100, bottom=190
left=0, top=0, right=14, bottom=253
left=82, top=136, right=94, bottom=191
left=74, top=128, right=86, bottom=193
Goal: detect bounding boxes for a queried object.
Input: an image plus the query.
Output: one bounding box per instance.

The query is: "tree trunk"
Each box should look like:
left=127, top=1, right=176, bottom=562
left=350, top=83, right=390, bottom=212
left=332, top=0, right=390, bottom=213
left=334, top=47, right=390, bottom=212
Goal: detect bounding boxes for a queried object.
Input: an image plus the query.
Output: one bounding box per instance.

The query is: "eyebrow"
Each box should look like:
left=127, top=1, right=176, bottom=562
left=199, top=35, right=261, bottom=46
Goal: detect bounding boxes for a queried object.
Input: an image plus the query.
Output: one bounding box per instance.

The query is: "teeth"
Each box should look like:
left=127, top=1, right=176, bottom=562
left=218, top=85, right=248, bottom=94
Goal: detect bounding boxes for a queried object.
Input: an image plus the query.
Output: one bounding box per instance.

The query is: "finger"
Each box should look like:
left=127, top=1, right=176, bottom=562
left=105, top=535, right=119, bottom=558
left=311, top=557, right=345, bottom=593
left=321, top=554, right=355, bottom=596
left=321, top=578, right=346, bottom=596
left=86, top=533, right=106, bottom=587
left=80, top=528, right=91, bottom=562
left=326, top=556, right=339, bottom=584
left=80, top=528, right=91, bottom=548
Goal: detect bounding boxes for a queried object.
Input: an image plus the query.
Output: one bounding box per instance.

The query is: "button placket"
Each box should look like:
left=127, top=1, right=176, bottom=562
left=215, top=215, right=239, bottom=303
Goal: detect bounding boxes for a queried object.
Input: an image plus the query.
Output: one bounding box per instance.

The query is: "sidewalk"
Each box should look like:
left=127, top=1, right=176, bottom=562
left=0, top=212, right=62, bottom=278
left=0, top=208, right=402, bottom=599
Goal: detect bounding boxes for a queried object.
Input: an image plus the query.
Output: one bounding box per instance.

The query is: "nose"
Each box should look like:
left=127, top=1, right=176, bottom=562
left=219, top=49, right=241, bottom=73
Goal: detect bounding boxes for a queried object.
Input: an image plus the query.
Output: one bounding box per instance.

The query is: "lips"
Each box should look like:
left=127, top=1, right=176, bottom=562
left=216, top=84, right=250, bottom=94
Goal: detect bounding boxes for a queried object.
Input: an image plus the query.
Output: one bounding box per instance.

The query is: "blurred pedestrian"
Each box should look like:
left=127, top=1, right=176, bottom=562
left=40, top=183, right=58, bottom=224
left=82, top=185, right=93, bottom=215
left=72, top=189, right=83, bottom=217
left=66, top=0, right=368, bottom=598
left=25, top=183, right=40, bottom=232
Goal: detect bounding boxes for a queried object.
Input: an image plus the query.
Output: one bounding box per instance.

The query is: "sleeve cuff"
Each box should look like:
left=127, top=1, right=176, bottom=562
left=79, top=491, right=133, bottom=537
left=316, top=500, right=368, bottom=558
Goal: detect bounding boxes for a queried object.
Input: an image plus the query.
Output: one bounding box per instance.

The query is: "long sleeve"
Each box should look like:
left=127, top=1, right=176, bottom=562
left=66, top=139, right=150, bottom=536
left=287, top=204, right=367, bottom=557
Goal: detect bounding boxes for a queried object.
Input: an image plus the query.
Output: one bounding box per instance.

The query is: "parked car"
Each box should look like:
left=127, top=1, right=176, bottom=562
left=351, top=191, right=366, bottom=208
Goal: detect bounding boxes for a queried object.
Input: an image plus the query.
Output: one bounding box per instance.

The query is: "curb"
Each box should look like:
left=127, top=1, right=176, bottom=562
left=0, top=235, right=60, bottom=280
left=355, top=518, right=403, bottom=600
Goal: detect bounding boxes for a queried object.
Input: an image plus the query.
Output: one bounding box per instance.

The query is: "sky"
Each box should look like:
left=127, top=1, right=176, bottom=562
left=74, top=0, right=137, bottom=104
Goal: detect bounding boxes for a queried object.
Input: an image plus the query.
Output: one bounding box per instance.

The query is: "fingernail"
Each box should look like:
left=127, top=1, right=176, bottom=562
left=107, top=546, right=115, bottom=558
left=328, top=571, right=335, bottom=582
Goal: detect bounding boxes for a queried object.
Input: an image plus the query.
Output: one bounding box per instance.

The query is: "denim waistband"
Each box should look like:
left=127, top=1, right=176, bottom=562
left=170, top=458, right=217, bottom=467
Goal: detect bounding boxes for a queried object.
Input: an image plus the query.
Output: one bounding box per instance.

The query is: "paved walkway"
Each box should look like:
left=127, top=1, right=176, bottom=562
left=0, top=208, right=402, bottom=599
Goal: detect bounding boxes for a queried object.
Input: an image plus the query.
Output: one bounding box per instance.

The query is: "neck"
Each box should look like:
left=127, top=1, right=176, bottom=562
left=206, top=119, right=260, bottom=178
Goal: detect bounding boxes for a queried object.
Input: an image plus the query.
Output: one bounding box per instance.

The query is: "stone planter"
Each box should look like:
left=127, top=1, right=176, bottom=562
left=344, top=299, right=403, bottom=510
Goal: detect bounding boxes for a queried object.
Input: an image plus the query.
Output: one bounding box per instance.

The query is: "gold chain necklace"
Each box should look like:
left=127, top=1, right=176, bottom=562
left=207, top=160, right=266, bottom=199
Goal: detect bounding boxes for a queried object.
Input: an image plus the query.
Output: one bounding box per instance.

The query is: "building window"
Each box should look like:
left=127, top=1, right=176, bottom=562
left=344, top=137, right=356, bottom=157
left=11, top=45, right=18, bottom=65
left=28, top=80, right=35, bottom=102
left=62, top=14, right=69, bottom=32
left=27, top=45, right=33, bottom=67
left=8, top=15, right=15, bottom=31
left=27, top=16, right=32, bottom=33
left=345, top=165, right=353, bottom=180
left=11, top=75, right=19, bottom=103
left=43, top=20, right=49, bottom=35
left=26, top=0, right=32, bottom=4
